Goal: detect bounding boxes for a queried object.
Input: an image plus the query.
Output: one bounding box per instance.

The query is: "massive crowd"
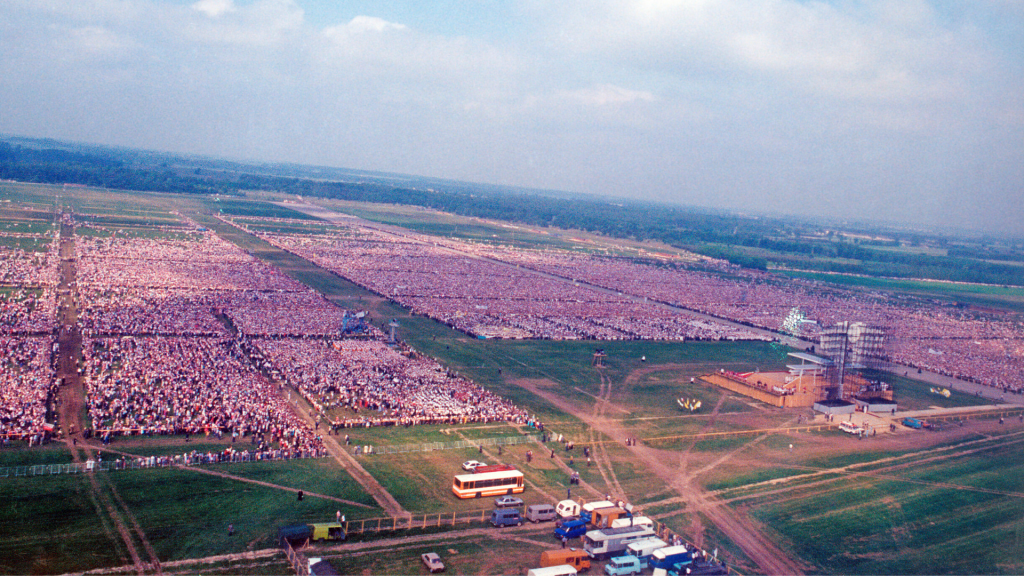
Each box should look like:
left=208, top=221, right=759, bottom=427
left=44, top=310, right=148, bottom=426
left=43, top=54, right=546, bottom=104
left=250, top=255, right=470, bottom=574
left=0, top=247, right=60, bottom=287
left=0, top=336, right=57, bottom=440
left=246, top=215, right=1024, bottom=391
left=259, top=228, right=767, bottom=342
left=5, top=204, right=1022, bottom=449
left=65, top=225, right=533, bottom=444
left=1, top=227, right=60, bottom=440
left=0, top=289, right=57, bottom=334
left=83, top=336, right=323, bottom=454
left=251, top=338, right=529, bottom=427
left=75, top=233, right=306, bottom=292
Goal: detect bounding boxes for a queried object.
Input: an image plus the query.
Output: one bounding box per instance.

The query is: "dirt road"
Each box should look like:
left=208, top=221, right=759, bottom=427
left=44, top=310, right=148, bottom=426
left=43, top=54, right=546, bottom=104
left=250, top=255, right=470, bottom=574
left=517, top=378, right=807, bottom=575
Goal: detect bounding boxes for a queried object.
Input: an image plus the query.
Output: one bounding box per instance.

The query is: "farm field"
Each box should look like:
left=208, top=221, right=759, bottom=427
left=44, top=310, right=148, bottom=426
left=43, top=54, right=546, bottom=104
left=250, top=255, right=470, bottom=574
left=1, top=184, right=1023, bottom=574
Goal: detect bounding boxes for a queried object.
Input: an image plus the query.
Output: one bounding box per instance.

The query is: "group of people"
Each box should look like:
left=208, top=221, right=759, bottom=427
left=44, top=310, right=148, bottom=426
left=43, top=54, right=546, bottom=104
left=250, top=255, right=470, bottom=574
left=75, top=233, right=305, bottom=292
left=252, top=337, right=529, bottom=428
left=252, top=213, right=1024, bottom=392
left=1, top=223, right=60, bottom=441
left=69, top=224, right=531, bottom=444
left=257, top=223, right=767, bottom=342
left=0, top=336, right=57, bottom=440
left=0, top=289, right=57, bottom=335
left=0, top=242, right=59, bottom=288
left=83, top=336, right=324, bottom=453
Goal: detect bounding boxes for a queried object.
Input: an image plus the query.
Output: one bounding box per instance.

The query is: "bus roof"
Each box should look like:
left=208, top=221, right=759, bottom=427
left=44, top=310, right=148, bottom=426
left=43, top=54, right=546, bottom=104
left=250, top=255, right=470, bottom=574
left=454, top=468, right=524, bottom=482
left=586, top=524, right=655, bottom=538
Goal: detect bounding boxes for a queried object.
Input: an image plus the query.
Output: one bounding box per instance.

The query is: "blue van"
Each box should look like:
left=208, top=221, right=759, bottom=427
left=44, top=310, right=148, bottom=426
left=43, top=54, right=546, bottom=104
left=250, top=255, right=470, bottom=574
left=554, top=519, right=589, bottom=540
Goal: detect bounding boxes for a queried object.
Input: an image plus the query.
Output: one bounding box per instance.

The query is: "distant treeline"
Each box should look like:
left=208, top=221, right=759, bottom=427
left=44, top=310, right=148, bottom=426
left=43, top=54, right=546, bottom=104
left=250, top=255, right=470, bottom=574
left=3, top=140, right=1022, bottom=286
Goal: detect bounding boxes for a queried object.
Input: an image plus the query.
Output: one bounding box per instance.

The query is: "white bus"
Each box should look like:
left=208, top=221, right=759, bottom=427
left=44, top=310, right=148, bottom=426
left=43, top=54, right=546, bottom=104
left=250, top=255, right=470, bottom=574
left=583, top=524, right=656, bottom=559
left=452, top=465, right=525, bottom=499
left=625, top=537, right=667, bottom=566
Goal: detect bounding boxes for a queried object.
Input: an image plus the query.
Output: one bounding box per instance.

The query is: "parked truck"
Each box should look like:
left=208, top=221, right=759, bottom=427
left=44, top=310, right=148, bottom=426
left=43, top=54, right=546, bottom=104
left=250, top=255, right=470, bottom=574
left=902, top=417, right=924, bottom=429
left=650, top=545, right=693, bottom=576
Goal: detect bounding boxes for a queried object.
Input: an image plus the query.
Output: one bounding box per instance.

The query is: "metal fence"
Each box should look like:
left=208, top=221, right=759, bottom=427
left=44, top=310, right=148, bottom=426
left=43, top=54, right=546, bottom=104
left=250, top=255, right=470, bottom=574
left=358, top=434, right=540, bottom=455
left=0, top=453, right=330, bottom=479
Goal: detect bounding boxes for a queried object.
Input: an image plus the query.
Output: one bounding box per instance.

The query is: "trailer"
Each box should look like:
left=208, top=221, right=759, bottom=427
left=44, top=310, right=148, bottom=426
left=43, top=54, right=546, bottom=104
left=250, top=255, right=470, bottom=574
left=583, top=524, right=657, bottom=559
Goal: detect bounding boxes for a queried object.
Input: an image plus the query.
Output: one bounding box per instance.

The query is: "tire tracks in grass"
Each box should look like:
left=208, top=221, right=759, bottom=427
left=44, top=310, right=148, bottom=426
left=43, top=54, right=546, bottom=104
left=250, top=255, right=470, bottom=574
left=588, top=369, right=625, bottom=500
left=517, top=378, right=807, bottom=575
left=78, top=442, right=375, bottom=509
left=68, top=443, right=156, bottom=575
left=716, top=430, right=1024, bottom=504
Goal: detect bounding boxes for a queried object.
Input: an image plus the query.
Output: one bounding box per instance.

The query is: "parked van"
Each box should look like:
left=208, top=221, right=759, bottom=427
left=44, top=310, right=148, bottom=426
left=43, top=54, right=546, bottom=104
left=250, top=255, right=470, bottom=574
left=604, top=555, right=643, bottom=576
left=625, top=537, right=667, bottom=566
left=527, top=565, right=578, bottom=576
left=540, top=548, right=591, bottom=572
left=610, top=516, right=653, bottom=529
left=310, top=522, right=346, bottom=542
left=527, top=504, right=558, bottom=523
left=490, top=508, right=522, bottom=527
left=554, top=519, right=589, bottom=540
left=556, top=499, right=581, bottom=519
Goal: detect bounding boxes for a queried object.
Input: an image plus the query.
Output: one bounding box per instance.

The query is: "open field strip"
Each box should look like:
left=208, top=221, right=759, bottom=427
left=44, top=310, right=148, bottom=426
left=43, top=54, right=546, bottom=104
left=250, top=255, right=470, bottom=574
left=4, top=189, right=1024, bottom=574
left=716, top=430, right=1024, bottom=500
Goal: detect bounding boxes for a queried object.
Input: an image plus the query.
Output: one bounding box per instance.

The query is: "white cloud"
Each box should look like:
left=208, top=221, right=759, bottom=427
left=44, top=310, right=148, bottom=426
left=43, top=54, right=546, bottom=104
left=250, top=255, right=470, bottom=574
left=192, top=0, right=235, bottom=18
left=67, top=26, right=135, bottom=57
left=0, top=0, right=1020, bottom=233
left=345, top=15, right=408, bottom=34
left=557, top=84, right=656, bottom=107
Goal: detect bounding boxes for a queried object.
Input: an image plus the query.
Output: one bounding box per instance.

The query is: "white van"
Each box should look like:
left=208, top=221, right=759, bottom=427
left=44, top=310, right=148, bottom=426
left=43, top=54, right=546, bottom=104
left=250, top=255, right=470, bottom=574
left=555, top=499, right=580, bottom=519
left=626, top=537, right=667, bottom=566
left=526, top=564, right=578, bottom=576
left=610, top=515, right=654, bottom=529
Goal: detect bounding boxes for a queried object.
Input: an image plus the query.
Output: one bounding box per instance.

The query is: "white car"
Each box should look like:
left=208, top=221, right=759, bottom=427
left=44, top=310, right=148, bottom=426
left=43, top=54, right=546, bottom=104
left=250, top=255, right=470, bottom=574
left=462, top=460, right=486, bottom=471
left=421, top=552, right=445, bottom=573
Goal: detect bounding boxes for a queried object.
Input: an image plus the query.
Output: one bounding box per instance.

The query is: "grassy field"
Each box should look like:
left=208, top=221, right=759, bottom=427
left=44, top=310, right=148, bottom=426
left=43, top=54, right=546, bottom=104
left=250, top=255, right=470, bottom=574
left=741, top=431, right=1024, bottom=574
left=3, top=187, right=1024, bottom=574
left=780, top=270, right=1024, bottom=313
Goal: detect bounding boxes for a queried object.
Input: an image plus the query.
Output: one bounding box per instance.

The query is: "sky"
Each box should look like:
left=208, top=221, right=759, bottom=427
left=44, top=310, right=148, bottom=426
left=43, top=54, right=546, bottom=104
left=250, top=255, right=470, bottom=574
left=1, top=1, right=1022, bottom=234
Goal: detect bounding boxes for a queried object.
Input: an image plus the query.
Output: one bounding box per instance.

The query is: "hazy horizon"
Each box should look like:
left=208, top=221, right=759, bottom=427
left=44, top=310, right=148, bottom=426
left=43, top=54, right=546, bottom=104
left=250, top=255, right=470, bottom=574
left=2, top=0, right=1022, bottom=234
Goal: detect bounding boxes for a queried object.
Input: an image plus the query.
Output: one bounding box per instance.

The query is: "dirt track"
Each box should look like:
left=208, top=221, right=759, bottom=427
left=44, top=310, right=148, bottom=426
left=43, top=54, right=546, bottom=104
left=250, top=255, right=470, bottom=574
left=54, top=221, right=162, bottom=575
left=516, top=377, right=808, bottom=575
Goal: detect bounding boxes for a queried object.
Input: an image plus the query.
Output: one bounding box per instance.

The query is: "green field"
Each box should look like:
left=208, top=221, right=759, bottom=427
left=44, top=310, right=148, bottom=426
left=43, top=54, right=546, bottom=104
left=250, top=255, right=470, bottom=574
left=743, top=432, right=1024, bottom=574
left=780, top=270, right=1024, bottom=313
left=2, top=187, right=1024, bottom=574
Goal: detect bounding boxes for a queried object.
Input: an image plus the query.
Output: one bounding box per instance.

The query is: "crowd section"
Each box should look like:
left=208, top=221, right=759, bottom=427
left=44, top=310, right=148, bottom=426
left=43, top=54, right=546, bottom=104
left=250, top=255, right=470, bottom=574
left=218, top=291, right=355, bottom=337
left=0, top=247, right=60, bottom=287
left=78, top=288, right=230, bottom=337
left=475, top=246, right=1024, bottom=391
left=59, top=222, right=533, bottom=445
left=75, top=233, right=306, bottom=291
left=77, top=287, right=354, bottom=338
left=0, top=336, right=57, bottom=440
left=82, top=336, right=324, bottom=455
left=244, top=215, right=1024, bottom=391
left=0, top=289, right=57, bottom=334
left=257, top=228, right=767, bottom=342
left=250, top=338, right=529, bottom=427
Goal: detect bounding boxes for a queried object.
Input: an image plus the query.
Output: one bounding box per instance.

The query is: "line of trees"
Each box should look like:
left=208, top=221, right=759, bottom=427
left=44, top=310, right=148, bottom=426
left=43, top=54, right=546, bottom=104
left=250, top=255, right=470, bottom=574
left=3, top=139, right=1022, bottom=286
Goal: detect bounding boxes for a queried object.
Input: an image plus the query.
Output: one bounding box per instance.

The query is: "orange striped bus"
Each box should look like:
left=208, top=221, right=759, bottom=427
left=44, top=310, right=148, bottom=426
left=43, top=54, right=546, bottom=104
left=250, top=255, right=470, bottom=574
left=452, top=465, right=525, bottom=499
